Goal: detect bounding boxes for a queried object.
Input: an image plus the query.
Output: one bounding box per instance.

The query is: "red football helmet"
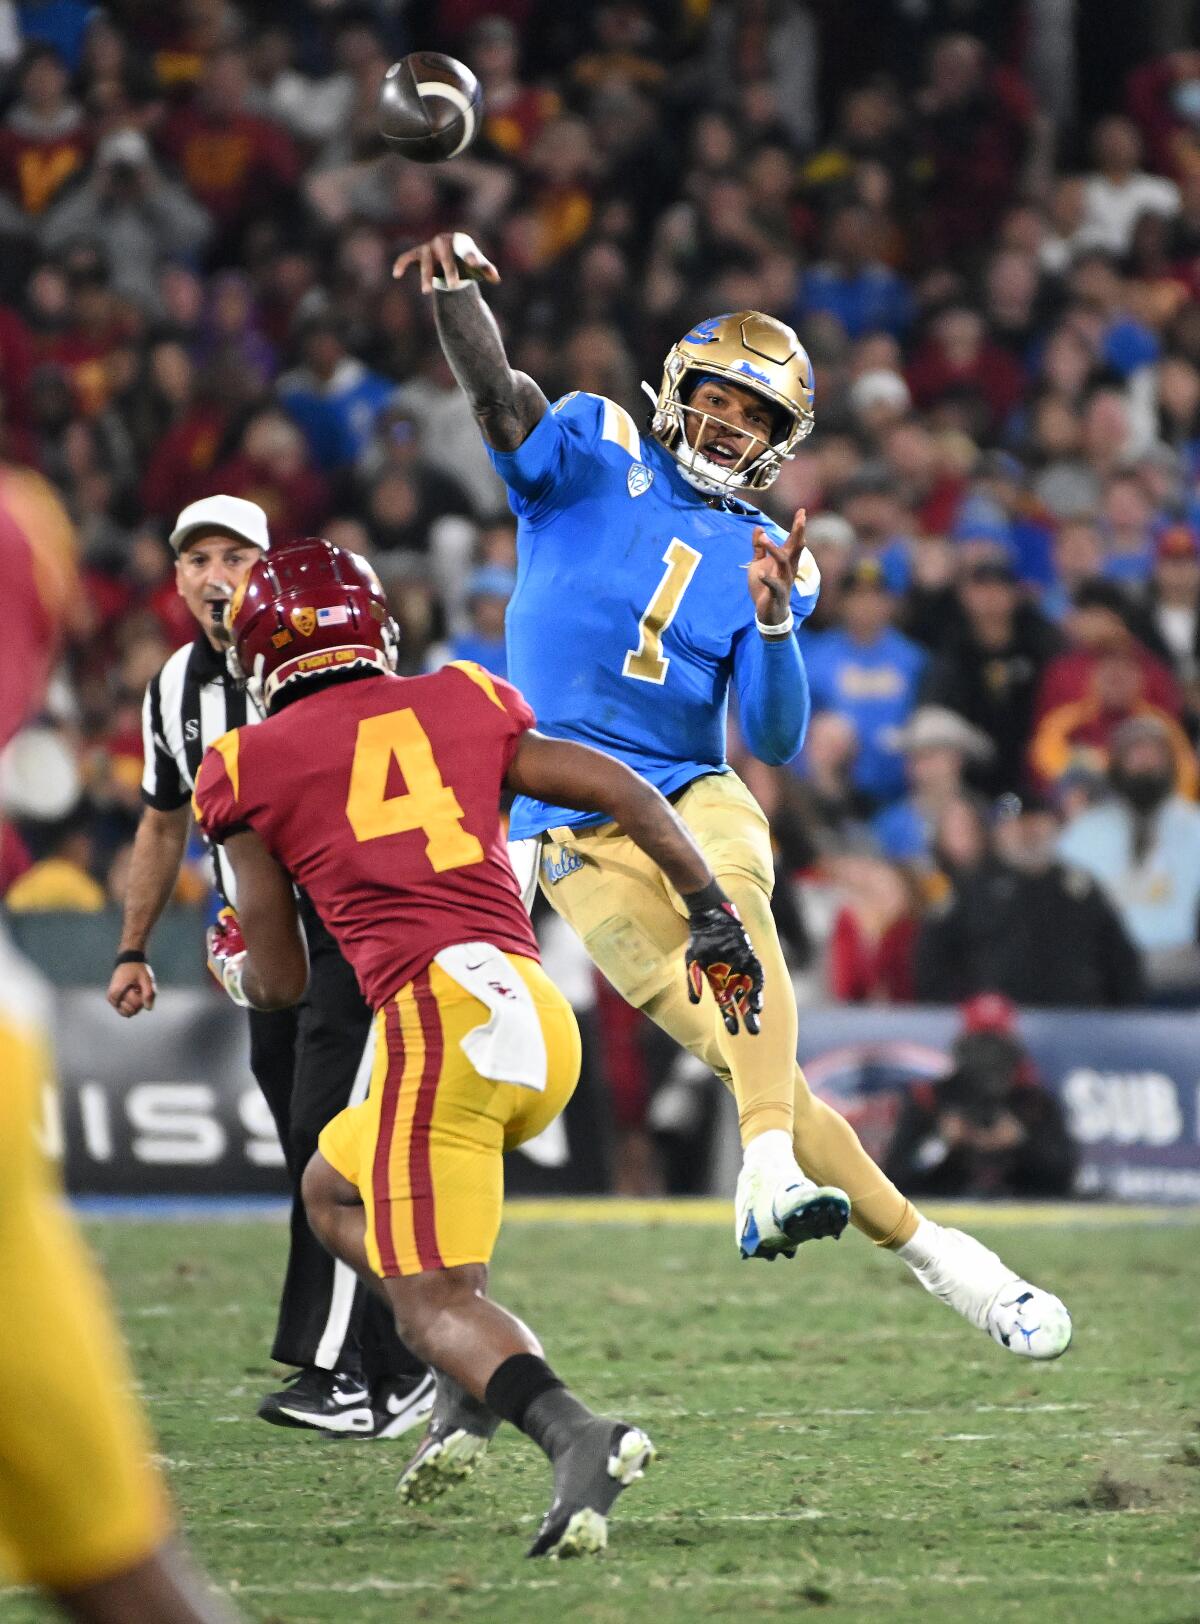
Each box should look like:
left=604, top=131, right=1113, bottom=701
left=226, top=537, right=399, bottom=707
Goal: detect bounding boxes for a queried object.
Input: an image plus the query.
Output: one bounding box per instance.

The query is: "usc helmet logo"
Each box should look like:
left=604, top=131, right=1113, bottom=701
left=290, top=606, right=316, bottom=636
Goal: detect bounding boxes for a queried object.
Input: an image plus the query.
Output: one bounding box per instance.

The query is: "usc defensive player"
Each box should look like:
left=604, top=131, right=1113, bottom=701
left=192, top=535, right=763, bottom=1557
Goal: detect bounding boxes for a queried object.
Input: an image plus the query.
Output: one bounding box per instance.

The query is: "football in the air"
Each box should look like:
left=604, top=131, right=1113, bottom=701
left=378, top=52, right=482, bottom=163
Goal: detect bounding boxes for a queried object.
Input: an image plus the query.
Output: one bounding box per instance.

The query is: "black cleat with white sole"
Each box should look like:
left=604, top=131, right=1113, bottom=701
left=527, top=1421, right=655, bottom=1558
left=257, top=1366, right=375, bottom=1434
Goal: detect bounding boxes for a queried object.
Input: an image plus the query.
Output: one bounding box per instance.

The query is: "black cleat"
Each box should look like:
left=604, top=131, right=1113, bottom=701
left=368, top=1370, right=437, bottom=1440
left=257, top=1367, right=374, bottom=1435
left=527, top=1421, right=655, bottom=1558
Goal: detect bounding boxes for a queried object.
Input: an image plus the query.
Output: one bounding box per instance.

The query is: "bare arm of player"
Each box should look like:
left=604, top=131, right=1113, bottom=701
left=506, top=732, right=765, bottom=1035
left=107, top=805, right=190, bottom=1017
left=218, top=829, right=309, bottom=1010
left=507, top=732, right=710, bottom=893
left=391, top=233, right=547, bottom=452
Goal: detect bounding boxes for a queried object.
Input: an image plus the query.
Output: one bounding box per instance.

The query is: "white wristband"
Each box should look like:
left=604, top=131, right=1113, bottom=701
left=756, top=610, right=794, bottom=639
left=431, top=231, right=485, bottom=292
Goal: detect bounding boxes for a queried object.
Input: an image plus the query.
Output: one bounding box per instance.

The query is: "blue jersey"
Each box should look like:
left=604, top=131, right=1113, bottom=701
left=487, top=392, right=820, bottom=838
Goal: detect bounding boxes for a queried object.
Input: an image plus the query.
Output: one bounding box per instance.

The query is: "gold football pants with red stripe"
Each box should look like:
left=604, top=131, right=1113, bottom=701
left=538, top=771, right=916, bottom=1247
left=319, top=954, right=581, bottom=1276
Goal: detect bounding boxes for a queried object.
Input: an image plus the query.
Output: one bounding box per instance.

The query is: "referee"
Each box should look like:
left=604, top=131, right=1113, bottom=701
left=106, top=496, right=433, bottom=1438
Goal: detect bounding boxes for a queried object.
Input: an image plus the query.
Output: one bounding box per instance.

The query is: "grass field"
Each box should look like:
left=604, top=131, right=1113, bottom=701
left=5, top=1203, right=1200, bottom=1624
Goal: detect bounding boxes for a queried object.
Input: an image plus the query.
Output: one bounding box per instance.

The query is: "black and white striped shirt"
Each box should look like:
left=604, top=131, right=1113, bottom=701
left=141, top=633, right=260, bottom=903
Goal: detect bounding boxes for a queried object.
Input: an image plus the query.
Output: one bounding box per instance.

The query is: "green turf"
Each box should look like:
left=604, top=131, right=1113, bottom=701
left=5, top=1210, right=1200, bottom=1624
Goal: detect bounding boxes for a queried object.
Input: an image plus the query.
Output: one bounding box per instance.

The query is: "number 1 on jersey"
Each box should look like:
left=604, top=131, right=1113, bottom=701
left=346, top=708, right=484, bottom=871
left=622, top=539, right=702, bottom=685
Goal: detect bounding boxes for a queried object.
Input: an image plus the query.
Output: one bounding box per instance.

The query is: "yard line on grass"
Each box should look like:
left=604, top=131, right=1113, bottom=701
left=223, top=1570, right=1200, bottom=1599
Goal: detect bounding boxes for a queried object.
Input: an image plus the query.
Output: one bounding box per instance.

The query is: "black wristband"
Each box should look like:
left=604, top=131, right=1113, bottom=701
left=113, top=949, right=148, bottom=966
left=682, top=878, right=729, bottom=915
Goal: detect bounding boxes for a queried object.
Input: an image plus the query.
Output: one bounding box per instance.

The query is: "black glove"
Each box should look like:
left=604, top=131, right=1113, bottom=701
left=683, top=880, right=764, bottom=1036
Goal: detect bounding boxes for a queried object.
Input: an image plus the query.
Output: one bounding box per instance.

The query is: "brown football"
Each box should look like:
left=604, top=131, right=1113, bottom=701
left=378, top=52, right=483, bottom=163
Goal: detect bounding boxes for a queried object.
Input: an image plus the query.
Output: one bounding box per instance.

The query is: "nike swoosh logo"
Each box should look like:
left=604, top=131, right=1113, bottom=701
left=464, top=959, right=488, bottom=971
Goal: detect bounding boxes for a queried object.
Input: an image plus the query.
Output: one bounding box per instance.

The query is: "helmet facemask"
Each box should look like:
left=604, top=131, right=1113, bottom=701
left=644, top=311, right=816, bottom=497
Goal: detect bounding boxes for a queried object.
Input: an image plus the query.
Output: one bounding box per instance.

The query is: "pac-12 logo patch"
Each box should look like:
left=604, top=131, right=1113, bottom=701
left=627, top=463, right=654, bottom=498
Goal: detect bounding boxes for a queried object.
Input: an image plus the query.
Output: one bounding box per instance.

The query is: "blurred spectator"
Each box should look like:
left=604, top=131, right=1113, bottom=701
left=914, top=795, right=1144, bottom=1006
left=764, top=711, right=873, bottom=868
left=826, top=854, right=918, bottom=1003
left=0, top=43, right=88, bottom=221
left=920, top=557, right=1062, bottom=795
left=885, top=994, right=1076, bottom=1198
left=873, top=705, right=993, bottom=866
left=443, top=565, right=514, bottom=678
left=802, top=82, right=912, bottom=212
left=1058, top=717, right=1200, bottom=1002
left=1037, top=578, right=1184, bottom=720
left=1043, top=519, right=1105, bottom=622
left=1030, top=642, right=1197, bottom=799
left=157, top=46, right=300, bottom=252
left=4, top=808, right=104, bottom=910
left=905, top=305, right=1025, bottom=439
left=800, top=510, right=855, bottom=633
left=41, top=128, right=212, bottom=314
left=915, top=33, right=1034, bottom=261
left=468, top=15, right=560, bottom=160
left=276, top=314, right=393, bottom=473
left=1141, top=524, right=1200, bottom=696
left=804, top=557, right=926, bottom=805
left=393, top=343, right=505, bottom=515
left=203, top=407, right=330, bottom=540
left=1079, top=115, right=1180, bottom=257
left=794, top=204, right=913, bottom=341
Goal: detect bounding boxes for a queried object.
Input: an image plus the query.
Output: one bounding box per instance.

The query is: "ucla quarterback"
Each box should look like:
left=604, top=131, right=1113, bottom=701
left=393, top=231, right=1071, bottom=1365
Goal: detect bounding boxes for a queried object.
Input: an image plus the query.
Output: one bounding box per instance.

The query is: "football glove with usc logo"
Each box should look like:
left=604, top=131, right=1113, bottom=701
left=683, top=881, right=764, bottom=1037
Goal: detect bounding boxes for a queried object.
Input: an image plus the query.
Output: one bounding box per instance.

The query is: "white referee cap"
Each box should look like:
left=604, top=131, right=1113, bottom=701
left=169, top=495, right=270, bottom=555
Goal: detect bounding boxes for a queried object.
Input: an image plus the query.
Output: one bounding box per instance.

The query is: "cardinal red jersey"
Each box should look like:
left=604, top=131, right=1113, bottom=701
left=192, top=664, right=540, bottom=1008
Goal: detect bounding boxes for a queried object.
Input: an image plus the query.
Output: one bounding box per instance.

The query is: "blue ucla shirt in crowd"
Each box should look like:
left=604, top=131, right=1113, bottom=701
left=804, top=626, right=927, bottom=803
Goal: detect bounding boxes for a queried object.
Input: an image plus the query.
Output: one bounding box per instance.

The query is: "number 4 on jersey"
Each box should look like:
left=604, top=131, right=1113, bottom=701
left=622, top=539, right=702, bottom=685
left=345, top=708, right=484, bottom=872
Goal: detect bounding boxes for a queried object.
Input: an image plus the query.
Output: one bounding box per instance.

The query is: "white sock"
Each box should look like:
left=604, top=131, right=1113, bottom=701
left=896, top=1215, right=940, bottom=1272
left=741, top=1128, right=798, bottom=1176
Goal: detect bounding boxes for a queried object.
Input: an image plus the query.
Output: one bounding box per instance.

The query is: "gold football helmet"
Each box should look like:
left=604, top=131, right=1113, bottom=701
left=644, top=311, right=815, bottom=496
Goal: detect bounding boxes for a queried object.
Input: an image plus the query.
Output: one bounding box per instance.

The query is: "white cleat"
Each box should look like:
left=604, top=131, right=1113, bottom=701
left=735, top=1161, right=850, bottom=1261
left=901, top=1223, right=1072, bottom=1360
left=986, top=1281, right=1073, bottom=1360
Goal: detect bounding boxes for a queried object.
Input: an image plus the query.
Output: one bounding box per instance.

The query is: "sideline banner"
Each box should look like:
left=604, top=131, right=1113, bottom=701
left=44, top=991, right=1200, bottom=1202
left=796, top=1007, right=1200, bottom=1205
left=47, top=990, right=612, bottom=1198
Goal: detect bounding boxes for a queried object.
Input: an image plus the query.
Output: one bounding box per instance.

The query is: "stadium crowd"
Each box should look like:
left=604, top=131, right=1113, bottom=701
left=2, top=0, right=1200, bottom=1041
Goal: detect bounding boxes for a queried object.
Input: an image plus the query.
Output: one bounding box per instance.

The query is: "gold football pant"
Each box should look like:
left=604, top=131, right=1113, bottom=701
left=319, top=953, right=581, bottom=1277
left=538, top=771, right=916, bottom=1247
left=0, top=983, right=170, bottom=1590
